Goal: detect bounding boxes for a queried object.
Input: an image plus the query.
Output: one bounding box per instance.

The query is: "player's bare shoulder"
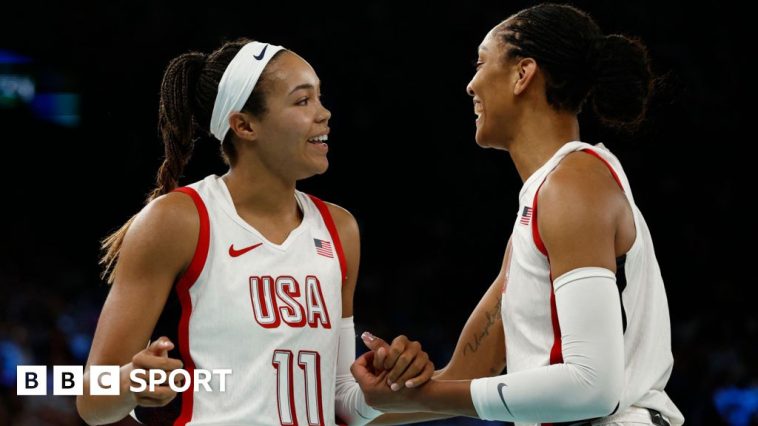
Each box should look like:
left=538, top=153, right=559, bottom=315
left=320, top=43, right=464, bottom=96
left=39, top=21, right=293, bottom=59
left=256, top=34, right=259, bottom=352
left=551, top=151, right=622, bottom=196
left=540, top=150, right=625, bottom=219
left=119, top=191, right=200, bottom=275
left=323, top=202, right=359, bottom=243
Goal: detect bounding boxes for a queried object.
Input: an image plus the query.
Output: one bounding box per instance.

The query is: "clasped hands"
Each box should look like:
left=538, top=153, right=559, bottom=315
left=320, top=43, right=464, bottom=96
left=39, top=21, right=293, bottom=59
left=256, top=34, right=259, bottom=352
left=353, top=331, right=435, bottom=412
left=121, top=332, right=436, bottom=413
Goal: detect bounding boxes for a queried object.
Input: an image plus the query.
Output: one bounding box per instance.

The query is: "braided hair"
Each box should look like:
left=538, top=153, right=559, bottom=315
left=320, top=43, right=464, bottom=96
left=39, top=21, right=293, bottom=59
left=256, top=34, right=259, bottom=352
left=100, top=38, right=283, bottom=283
left=496, top=3, right=654, bottom=129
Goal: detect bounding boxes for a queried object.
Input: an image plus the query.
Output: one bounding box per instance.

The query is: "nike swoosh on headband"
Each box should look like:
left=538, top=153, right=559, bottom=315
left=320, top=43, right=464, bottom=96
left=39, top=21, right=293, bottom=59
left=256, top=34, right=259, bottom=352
left=253, top=44, right=269, bottom=60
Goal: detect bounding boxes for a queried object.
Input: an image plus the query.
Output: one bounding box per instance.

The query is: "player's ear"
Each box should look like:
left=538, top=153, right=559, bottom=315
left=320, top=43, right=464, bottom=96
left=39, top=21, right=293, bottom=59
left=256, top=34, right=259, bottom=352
left=513, top=58, right=537, bottom=96
left=228, top=111, right=259, bottom=142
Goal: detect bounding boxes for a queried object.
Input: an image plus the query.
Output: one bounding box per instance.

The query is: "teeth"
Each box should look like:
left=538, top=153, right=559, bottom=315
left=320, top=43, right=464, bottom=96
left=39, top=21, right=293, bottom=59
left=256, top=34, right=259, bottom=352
left=308, top=135, right=328, bottom=142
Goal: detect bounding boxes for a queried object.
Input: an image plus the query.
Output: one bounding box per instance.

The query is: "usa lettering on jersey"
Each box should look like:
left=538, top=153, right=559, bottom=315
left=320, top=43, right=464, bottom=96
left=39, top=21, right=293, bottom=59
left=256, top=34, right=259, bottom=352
left=249, top=275, right=332, bottom=329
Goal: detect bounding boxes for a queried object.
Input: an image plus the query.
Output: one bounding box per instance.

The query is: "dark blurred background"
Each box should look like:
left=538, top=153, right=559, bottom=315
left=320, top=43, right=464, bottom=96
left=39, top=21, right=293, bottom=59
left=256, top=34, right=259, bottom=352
left=1, top=0, right=755, bottom=425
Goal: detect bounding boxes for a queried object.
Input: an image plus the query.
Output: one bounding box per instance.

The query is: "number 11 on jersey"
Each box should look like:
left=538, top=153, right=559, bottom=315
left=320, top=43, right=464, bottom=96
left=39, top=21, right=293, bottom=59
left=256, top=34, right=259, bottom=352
left=272, top=350, right=324, bottom=426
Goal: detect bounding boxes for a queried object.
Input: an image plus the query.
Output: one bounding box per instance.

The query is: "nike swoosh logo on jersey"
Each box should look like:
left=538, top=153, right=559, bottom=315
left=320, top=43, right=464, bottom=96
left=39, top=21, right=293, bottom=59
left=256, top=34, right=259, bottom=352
left=497, top=383, right=514, bottom=416
left=253, top=44, right=268, bottom=60
left=229, top=243, right=263, bottom=257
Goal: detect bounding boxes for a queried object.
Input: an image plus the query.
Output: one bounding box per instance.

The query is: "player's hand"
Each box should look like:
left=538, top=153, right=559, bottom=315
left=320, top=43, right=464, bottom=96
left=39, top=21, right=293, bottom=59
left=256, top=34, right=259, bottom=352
left=361, top=332, right=434, bottom=390
left=350, top=351, right=422, bottom=412
left=127, top=337, right=184, bottom=407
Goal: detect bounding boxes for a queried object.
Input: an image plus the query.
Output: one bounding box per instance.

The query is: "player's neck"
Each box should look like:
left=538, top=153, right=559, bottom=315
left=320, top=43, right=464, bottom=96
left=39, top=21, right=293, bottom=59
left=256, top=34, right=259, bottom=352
left=222, top=166, right=298, bottom=219
left=508, top=112, right=580, bottom=182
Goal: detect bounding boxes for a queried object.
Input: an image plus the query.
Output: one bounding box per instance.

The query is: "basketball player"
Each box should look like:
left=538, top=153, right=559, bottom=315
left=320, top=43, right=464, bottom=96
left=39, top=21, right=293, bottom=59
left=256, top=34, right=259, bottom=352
left=353, top=4, right=685, bottom=426
left=75, top=39, right=433, bottom=425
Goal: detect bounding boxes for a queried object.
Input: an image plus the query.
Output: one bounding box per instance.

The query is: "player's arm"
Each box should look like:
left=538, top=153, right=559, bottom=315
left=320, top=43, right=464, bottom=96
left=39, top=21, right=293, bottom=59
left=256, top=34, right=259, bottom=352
left=327, top=202, right=383, bottom=425
left=367, top=240, right=509, bottom=425
left=327, top=202, right=360, bottom=319
left=352, top=161, right=626, bottom=422
left=76, top=192, right=197, bottom=425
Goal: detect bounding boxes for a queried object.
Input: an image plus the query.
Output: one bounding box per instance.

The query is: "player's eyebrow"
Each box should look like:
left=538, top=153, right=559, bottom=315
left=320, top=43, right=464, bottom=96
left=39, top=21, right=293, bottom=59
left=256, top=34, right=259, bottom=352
left=289, top=83, right=318, bottom=95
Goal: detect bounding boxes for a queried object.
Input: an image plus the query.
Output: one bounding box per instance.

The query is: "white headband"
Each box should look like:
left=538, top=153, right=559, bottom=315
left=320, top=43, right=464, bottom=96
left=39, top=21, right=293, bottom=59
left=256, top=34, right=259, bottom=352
left=210, top=41, right=285, bottom=142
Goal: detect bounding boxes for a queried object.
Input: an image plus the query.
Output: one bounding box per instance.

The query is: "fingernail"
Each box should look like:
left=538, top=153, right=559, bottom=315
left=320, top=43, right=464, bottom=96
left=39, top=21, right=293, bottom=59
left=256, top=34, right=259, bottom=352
left=390, top=383, right=401, bottom=391
left=361, top=331, right=376, bottom=342
left=386, top=378, right=392, bottom=386
left=405, top=380, right=414, bottom=388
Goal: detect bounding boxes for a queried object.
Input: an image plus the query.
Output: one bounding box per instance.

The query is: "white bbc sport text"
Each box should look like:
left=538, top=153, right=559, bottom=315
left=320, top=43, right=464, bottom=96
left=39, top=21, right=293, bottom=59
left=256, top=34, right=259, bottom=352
left=16, top=365, right=232, bottom=395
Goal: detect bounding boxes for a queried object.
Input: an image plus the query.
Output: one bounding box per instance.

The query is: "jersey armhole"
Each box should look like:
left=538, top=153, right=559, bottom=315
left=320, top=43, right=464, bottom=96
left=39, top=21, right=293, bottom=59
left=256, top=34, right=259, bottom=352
left=170, top=186, right=210, bottom=426
left=532, top=148, right=625, bottom=258
left=307, top=194, right=348, bottom=284
left=172, top=187, right=211, bottom=289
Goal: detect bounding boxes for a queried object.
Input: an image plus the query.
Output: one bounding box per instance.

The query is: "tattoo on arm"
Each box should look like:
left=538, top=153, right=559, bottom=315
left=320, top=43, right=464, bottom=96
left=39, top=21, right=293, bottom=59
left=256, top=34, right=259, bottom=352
left=463, top=297, right=502, bottom=356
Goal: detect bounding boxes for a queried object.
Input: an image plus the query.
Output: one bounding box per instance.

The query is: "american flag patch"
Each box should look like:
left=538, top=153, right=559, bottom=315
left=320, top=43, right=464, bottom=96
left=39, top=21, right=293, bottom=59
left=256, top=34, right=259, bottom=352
left=520, top=206, right=533, bottom=225
left=314, top=238, right=333, bottom=258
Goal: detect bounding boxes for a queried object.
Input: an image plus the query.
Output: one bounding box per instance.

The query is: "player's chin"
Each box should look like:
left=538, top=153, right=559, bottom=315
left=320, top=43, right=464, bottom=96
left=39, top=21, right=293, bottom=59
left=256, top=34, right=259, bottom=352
left=474, top=128, right=502, bottom=150
left=474, top=131, right=491, bottom=148
left=313, top=158, right=329, bottom=175
left=301, top=158, right=329, bottom=178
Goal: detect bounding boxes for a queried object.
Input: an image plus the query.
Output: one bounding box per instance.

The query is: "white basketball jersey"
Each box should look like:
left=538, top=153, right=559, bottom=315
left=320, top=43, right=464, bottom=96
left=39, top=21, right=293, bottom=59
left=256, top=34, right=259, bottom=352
left=502, top=141, right=684, bottom=426
left=134, top=174, right=345, bottom=426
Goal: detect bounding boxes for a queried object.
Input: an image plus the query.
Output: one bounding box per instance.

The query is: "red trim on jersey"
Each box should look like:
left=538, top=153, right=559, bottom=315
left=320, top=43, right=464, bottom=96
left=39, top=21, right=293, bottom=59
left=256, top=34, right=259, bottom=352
left=548, top=275, right=564, bottom=364
left=541, top=278, right=564, bottom=426
left=582, top=149, right=623, bottom=189
left=532, top=182, right=549, bottom=257
left=172, top=187, right=210, bottom=426
left=307, top=195, right=348, bottom=284
left=531, top=184, right=563, bottom=369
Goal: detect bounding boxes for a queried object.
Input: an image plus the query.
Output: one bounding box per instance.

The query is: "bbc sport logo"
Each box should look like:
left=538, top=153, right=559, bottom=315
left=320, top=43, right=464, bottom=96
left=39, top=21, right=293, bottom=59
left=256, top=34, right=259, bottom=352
left=16, top=365, right=232, bottom=395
